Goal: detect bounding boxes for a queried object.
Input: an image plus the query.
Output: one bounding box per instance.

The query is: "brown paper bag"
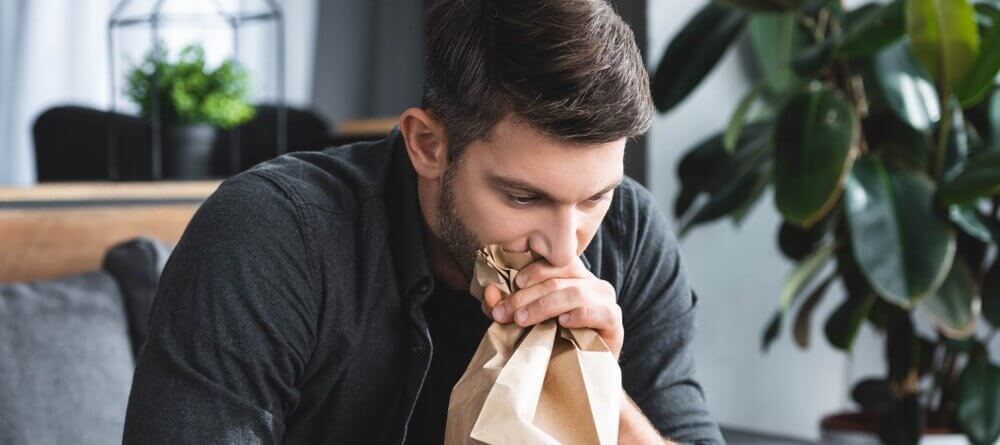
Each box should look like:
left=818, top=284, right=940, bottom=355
left=444, top=244, right=622, bottom=445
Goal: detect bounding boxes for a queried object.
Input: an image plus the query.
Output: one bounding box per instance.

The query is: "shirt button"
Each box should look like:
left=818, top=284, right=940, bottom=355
left=412, top=345, right=425, bottom=358
left=415, top=280, right=430, bottom=295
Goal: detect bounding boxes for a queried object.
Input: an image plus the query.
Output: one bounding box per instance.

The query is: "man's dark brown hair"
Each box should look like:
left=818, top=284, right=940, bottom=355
left=422, top=0, right=655, bottom=161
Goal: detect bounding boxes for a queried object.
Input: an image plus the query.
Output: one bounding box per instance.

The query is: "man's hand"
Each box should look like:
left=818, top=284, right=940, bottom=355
left=480, top=257, right=624, bottom=359
left=478, top=258, right=673, bottom=444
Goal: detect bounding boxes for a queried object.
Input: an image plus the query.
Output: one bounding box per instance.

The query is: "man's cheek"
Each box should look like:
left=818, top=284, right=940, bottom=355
left=470, top=207, right=535, bottom=247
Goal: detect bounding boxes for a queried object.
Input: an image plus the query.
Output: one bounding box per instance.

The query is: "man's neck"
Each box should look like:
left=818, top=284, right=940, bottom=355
left=414, top=175, right=470, bottom=293
left=426, top=231, right=470, bottom=292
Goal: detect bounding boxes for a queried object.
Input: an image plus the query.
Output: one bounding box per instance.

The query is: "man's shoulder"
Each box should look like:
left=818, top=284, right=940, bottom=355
left=586, top=176, right=678, bottom=291
left=612, top=176, right=661, bottom=222
left=233, top=136, right=396, bottom=215
left=602, top=176, right=673, bottom=251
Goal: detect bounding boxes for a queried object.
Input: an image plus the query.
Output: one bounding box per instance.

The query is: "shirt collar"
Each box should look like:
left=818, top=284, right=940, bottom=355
left=384, top=128, right=435, bottom=304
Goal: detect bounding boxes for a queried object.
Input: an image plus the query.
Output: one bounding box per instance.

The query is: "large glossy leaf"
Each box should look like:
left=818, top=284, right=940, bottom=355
left=958, top=356, right=1000, bottom=445
left=721, top=0, right=801, bottom=12
left=651, top=3, right=747, bottom=113
left=730, top=168, right=772, bottom=226
left=956, top=3, right=1000, bottom=106
left=779, top=242, right=837, bottom=311
left=680, top=160, right=773, bottom=237
left=938, top=150, right=1000, bottom=205
left=867, top=112, right=935, bottom=171
left=950, top=204, right=998, bottom=243
left=906, top=0, right=981, bottom=90
left=677, top=125, right=775, bottom=235
left=673, top=123, right=772, bottom=218
left=774, top=89, right=858, bottom=227
left=841, top=0, right=906, bottom=57
left=920, top=256, right=979, bottom=338
left=844, top=156, right=956, bottom=308
left=874, top=41, right=942, bottom=132
left=778, top=219, right=828, bottom=260
left=824, top=292, right=876, bottom=351
left=749, top=12, right=809, bottom=98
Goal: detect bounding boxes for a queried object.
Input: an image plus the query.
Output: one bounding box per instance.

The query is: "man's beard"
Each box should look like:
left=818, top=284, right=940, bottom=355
left=436, top=164, right=482, bottom=279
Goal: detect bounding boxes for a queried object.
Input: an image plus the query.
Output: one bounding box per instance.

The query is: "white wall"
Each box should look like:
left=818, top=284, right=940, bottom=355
left=646, top=0, right=859, bottom=439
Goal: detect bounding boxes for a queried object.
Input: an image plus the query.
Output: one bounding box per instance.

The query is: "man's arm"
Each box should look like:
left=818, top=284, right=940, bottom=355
left=123, top=173, right=319, bottom=443
left=615, top=186, right=724, bottom=444
left=620, top=391, right=678, bottom=444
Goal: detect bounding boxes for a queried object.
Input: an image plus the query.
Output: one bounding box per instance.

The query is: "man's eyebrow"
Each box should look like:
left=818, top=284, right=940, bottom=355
left=488, top=174, right=622, bottom=201
left=591, top=179, right=623, bottom=199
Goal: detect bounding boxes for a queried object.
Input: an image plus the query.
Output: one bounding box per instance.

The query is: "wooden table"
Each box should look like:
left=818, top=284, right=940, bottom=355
left=0, top=180, right=221, bottom=283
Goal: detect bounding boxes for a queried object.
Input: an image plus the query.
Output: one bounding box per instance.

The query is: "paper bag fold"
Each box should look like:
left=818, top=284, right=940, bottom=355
left=444, top=244, right=622, bottom=445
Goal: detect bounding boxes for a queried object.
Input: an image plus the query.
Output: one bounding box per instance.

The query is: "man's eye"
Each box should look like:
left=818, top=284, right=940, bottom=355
left=507, top=194, right=538, bottom=205
left=585, top=194, right=609, bottom=205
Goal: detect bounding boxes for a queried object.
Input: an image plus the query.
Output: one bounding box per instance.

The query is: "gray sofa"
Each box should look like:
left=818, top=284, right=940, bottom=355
left=0, top=237, right=172, bottom=445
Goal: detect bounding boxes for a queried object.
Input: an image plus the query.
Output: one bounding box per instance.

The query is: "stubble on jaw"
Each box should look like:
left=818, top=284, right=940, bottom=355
left=435, top=163, right=482, bottom=280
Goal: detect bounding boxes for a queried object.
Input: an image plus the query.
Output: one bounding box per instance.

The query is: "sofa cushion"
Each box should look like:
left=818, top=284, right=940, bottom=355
left=0, top=270, right=135, bottom=445
left=102, top=236, right=174, bottom=354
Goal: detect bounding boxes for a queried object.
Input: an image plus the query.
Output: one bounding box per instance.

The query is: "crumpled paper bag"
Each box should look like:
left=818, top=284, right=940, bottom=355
left=443, top=244, right=622, bottom=445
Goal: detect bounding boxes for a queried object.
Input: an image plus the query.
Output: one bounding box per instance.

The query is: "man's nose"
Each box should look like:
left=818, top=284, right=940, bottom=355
left=533, top=206, right=580, bottom=268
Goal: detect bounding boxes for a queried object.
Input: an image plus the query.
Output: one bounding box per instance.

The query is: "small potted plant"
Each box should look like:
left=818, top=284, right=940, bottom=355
left=125, top=43, right=255, bottom=179
left=652, top=0, right=999, bottom=443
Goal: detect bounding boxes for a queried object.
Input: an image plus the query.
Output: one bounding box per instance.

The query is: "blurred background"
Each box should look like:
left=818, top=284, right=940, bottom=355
left=1, top=1, right=999, bottom=444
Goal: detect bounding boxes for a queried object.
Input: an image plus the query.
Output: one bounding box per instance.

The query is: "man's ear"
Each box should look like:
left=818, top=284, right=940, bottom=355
left=399, top=107, right=448, bottom=180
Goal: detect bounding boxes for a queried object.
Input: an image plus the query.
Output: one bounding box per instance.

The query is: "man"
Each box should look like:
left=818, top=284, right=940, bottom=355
left=123, top=0, right=723, bottom=443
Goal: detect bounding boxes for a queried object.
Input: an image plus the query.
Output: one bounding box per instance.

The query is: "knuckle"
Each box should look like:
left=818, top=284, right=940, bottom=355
left=610, top=304, right=623, bottom=324
left=544, top=278, right=561, bottom=293
left=510, top=291, right=528, bottom=310
left=594, top=280, right=615, bottom=300
left=536, top=295, right=555, bottom=314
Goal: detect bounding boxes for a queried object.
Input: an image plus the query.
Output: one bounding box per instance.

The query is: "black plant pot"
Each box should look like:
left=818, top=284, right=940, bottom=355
left=162, top=124, right=216, bottom=179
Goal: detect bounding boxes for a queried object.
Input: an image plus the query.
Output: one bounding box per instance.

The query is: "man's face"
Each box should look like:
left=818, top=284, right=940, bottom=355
left=435, top=116, right=625, bottom=278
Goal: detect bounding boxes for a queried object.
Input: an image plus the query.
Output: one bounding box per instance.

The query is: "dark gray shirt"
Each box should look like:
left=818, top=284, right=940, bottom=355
left=122, top=128, right=723, bottom=444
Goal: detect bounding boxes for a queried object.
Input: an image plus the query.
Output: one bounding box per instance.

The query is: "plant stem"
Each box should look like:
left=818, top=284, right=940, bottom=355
left=934, top=93, right=954, bottom=179
left=937, top=350, right=960, bottom=425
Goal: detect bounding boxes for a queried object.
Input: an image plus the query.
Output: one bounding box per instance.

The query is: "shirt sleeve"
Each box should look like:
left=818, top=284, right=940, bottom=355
left=616, top=185, right=724, bottom=445
left=123, top=172, right=320, bottom=444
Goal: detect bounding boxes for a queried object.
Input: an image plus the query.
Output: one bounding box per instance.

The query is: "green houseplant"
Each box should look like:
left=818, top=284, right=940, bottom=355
left=125, top=44, right=255, bottom=178
left=652, top=0, right=1000, bottom=443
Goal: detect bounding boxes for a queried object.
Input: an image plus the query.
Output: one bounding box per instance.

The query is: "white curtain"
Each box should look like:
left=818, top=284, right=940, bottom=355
left=0, top=0, right=116, bottom=185
left=0, top=0, right=318, bottom=186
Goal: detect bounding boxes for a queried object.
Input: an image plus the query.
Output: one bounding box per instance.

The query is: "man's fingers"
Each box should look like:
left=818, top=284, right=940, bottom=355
left=514, top=287, right=588, bottom=326
left=483, top=284, right=503, bottom=309
left=515, top=256, right=590, bottom=289
left=494, top=278, right=572, bottom=323
left=558, top=304, right=624, bottom=360
left=557, top=304, right=621, bottom=331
